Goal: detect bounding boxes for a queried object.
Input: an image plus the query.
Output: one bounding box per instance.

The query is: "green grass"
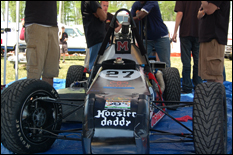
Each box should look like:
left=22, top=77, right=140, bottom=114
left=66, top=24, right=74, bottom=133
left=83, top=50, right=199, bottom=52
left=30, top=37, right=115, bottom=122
left=1, top=55, right=85, bottom=85
left=1, top=55, right=232, bottom=86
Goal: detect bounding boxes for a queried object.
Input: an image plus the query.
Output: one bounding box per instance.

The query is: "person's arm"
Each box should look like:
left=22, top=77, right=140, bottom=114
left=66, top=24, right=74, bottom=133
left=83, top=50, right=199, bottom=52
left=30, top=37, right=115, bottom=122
left=64, top=33, right=68, bottom=41
left=64, top=37, right=68, bottom=42
left=114, top=21, right=122, bottom=33
left=132, top=1, right=155, bottom=22
left=94, top=7, right=107, bottom=21
left=172, top=11, right=183, bottom=42
left=129, top=2, right=142, bottom=23
left=59, top=32, right=62, bottom=40
left=201, top=1, right=219, bottom=15
left=197, top=4, right=205, bottom=19
left=133, top=10, right=148, bottom=22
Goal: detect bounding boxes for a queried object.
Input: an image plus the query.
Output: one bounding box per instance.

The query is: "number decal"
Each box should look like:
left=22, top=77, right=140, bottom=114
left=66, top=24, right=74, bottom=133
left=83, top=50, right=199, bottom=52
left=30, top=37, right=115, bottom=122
left=100, top=70, right=141, bottom=81
left=123, top=71, right=134, bottom=78
left=106, top=71, right=134, bottom=78
left=106, top=71, right=119, bottom=78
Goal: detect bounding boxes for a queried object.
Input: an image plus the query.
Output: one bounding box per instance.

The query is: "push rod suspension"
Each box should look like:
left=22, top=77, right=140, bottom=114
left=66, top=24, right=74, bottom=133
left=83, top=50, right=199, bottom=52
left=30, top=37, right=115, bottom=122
left=150, top=129, right=193, bottom=138
left=45, top=103, right=84, bottom=130
left=152, top=102, right=193, bottom=133
left=40, top=135, right=82, bottom=141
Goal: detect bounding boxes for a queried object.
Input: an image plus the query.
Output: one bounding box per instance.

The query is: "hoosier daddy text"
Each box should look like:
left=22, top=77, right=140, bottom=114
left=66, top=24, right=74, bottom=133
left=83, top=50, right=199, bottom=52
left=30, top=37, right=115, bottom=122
left=95, top=110, right=136, bottom=127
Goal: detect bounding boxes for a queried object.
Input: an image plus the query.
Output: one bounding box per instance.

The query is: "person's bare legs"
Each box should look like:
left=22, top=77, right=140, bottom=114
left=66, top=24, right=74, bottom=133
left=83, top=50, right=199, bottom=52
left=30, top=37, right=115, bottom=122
left=42, top=77, right=53, bottom=86
left=63, top=53, right=65, bottom=63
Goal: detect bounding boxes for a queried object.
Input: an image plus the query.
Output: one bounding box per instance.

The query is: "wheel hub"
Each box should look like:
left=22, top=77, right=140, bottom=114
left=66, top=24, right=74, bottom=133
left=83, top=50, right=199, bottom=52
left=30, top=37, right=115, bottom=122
left=32, top=107, right=46, bottom=127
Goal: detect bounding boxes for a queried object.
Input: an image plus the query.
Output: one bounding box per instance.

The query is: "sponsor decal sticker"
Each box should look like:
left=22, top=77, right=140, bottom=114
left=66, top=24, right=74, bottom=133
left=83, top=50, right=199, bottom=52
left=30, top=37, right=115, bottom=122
left=103, top=86, right=134, bottom=89
left=115, top=39, right=131, bottom=54
left=104, top=81, right=134, bottom=89
left=151, top=110, right=165, bottom=128
left=105, top=100, right=130, bottom=110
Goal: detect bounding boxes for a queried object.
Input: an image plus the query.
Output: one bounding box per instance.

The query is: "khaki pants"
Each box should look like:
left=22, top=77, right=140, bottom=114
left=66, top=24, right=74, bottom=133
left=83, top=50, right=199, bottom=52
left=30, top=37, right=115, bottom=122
left=198, top=39, right=225, bottom=81
left=25, top=24, right=60, bottom=79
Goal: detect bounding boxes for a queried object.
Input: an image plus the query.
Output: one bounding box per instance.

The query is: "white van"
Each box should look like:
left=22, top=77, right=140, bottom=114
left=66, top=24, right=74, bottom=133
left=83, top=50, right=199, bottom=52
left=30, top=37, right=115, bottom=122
left=1, top=22, right=26, bottom=54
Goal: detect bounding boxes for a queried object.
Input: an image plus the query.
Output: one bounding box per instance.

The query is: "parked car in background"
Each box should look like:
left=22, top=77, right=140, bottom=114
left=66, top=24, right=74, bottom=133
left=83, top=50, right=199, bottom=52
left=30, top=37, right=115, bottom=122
left=225, top=44, right=232, bottom=60
left=73, top=25, right=85, bottom=36
left=1, top=22, right=18, bottom=55
left=2, top=22, right=87, bottom=56
left=1, top=21, right=26, bottom=57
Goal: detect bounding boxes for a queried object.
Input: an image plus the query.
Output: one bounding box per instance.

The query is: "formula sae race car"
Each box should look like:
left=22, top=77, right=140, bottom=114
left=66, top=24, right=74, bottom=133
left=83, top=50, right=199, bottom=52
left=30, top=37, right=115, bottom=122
left=1, top=9, right=227, bottom=154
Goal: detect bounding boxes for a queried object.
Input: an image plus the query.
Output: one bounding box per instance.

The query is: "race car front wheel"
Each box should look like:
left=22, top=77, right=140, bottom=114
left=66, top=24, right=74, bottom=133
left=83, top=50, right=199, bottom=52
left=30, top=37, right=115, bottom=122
left=162, top=67, right=181, bottom=110
left=193, top=82, right=227, bottom=154
left=66, top=65, right=85, bottom=87
left=1, top=79, right=62, bottom=154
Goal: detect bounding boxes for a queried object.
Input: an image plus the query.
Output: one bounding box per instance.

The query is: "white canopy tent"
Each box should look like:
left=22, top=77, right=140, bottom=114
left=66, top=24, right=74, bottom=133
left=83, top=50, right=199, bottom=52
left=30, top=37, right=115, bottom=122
left=3, top=1, right=19, bottom=85
left=3, top=2, right=9, bottom=85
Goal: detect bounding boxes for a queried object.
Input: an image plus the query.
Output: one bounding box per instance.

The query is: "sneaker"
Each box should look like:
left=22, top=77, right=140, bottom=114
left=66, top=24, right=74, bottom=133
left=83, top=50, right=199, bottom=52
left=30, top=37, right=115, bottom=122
left=59, top=66, right=61, bottom=69
left=62, top=60, right=65, bottom=63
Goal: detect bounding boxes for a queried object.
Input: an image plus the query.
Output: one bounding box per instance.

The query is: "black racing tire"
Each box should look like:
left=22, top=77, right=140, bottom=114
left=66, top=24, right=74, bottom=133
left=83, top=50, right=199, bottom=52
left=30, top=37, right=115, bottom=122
left=193, top=82, right=227, bottom=154
left=1, top=79, right=62, bottom=154
left=162, top=67, right=181, bottom=110
left=66, top=65, right=85, bottom=87
left=1, top=80, right=22, bottom=147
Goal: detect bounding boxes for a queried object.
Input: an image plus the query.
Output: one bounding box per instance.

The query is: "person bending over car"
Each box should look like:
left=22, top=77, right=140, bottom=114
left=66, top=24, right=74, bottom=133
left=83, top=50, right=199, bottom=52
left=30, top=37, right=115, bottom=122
left=131, top=1, right=171, bottom=68
left=83, top=1, right=122, bottom=71
left=81, top=1, right=107, bottom=71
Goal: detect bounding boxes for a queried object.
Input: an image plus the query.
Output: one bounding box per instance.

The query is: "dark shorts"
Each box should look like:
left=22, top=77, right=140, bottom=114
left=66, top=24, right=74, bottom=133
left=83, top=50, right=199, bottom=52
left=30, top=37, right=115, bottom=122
left=60, top=44, right=68, bottom=54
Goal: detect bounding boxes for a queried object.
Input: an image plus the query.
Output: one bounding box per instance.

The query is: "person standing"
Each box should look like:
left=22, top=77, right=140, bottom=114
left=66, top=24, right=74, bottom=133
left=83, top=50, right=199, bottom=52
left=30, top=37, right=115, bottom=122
left=81, top=1, right=107, bottom=71
left=131, top=1, right=171, bottom=67
left=100, top=1, right=122, bottom=34
left=197, top=1, right=230, bottom=83
left=59, top=26, right=68, bottom=63
left=24, top=1, right=60, bottom=86
left=172, top=1, right=203, bottom=93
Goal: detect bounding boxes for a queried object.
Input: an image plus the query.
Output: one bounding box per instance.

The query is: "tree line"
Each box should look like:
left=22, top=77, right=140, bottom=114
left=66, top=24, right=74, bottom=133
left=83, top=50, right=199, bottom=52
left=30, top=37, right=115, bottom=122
left=1, top=1, right=176, bottom=25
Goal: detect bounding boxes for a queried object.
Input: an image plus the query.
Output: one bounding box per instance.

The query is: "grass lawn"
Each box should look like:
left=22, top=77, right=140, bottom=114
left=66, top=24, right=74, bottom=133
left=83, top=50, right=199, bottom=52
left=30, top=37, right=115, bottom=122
left=1, top=55, right=232, bottom=86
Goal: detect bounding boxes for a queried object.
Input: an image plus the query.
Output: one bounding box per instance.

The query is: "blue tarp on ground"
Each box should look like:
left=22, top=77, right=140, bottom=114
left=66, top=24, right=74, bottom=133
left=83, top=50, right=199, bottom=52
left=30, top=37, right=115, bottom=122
left=1, top=78, right=232, bottom=154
